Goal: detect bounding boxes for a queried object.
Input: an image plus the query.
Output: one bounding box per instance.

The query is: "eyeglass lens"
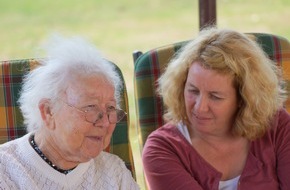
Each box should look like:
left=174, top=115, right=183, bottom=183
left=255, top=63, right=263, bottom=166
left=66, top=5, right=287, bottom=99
left=85, top=108, right=126, bottom=124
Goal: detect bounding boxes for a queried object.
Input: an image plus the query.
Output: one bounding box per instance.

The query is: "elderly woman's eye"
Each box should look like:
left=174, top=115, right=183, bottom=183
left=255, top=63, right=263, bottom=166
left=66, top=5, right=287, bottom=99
left=107, top=105, right=116, bottom=111
left=83, top=105, right=98, bottom=112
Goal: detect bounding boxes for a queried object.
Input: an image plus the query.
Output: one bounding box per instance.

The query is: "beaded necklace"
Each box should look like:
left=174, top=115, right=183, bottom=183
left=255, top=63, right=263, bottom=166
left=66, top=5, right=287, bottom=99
left=29, top=134, right=75, bottom=174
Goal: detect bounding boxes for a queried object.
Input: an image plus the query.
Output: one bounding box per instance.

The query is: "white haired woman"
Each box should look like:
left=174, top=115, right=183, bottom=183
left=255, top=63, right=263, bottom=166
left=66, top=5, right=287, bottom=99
left=0, top=35, right=139, bottom=190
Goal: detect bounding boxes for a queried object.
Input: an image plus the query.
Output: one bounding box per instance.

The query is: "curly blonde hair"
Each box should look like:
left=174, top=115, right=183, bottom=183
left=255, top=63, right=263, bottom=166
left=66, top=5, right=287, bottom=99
left=158, top=27, right=286, bottom=140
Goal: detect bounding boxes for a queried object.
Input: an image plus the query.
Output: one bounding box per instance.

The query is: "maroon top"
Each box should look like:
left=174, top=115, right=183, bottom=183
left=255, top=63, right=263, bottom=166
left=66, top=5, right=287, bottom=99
left=142, top=109, right=290, bottom=190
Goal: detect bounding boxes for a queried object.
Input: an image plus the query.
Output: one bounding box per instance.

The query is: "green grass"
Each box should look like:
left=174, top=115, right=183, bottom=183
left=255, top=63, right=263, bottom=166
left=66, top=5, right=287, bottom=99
left=1, top=0, right=289, bottom=189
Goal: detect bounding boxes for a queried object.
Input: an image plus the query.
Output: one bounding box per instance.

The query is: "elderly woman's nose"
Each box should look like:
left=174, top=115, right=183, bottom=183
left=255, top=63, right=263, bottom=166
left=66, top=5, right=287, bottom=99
left=94, top=113, right=110, bottom=127
left=101, top=114, right=110, bottom=125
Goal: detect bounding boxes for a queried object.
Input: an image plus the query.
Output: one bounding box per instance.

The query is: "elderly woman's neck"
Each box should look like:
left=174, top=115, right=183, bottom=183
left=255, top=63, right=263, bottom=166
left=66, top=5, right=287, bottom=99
left=34, top=130, right=79, bottom=170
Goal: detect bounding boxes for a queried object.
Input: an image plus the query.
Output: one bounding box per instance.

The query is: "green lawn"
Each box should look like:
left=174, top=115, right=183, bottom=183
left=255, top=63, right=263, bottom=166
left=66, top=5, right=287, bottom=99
left=1, top=0, right=289, bottom=189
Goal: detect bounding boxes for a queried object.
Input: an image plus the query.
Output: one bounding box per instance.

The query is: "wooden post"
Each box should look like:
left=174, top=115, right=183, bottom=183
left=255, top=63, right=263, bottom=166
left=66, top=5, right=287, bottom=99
left=199, top=0, right=217, bottom=30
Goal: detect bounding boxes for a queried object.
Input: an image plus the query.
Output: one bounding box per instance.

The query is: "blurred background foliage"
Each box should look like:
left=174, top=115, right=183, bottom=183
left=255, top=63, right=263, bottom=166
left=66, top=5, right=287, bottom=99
left=1, top=0, right=289, bottom=189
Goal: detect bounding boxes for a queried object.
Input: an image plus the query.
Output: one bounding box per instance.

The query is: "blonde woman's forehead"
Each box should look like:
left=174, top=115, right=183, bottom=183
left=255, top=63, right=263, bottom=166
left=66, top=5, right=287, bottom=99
left=187, top=63, right=236, bottom=92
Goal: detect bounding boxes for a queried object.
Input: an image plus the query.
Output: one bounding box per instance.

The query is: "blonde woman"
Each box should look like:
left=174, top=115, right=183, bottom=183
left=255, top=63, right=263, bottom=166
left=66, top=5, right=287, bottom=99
left=142, top=27, right=290, bottom=190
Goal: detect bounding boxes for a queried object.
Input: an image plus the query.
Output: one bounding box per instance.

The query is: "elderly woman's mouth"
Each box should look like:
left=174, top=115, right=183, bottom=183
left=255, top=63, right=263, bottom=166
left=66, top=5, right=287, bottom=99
left=87, top=136, right=103, bottom=142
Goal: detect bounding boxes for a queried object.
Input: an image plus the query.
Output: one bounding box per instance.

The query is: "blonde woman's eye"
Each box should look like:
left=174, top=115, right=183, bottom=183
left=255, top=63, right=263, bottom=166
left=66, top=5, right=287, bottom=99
left=210, top=95, right=222, bottom=100
left=189, top=89, right=199, bottom=94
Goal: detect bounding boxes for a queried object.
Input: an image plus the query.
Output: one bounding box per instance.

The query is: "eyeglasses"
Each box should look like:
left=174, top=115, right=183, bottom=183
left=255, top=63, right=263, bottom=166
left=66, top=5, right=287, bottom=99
left=60, top=100, right=127, bottom=124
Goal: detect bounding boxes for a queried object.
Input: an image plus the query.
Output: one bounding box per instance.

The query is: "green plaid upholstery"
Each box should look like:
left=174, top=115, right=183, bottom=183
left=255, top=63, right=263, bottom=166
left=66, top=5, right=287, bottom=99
left=134, top=33, right=290, bottom=149
left=0, top=59, right=135, bottom=179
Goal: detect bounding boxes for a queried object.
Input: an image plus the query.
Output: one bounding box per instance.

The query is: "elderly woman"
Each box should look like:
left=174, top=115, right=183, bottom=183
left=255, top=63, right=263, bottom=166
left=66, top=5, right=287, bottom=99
left=0, top=35, right=139, bottom=189
left=142, top=27, right=290, bottom=190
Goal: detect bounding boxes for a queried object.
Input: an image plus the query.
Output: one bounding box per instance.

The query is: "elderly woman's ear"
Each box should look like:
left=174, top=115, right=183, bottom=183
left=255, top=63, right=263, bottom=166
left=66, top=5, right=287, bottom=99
left=38, top=99, right=55, bottom=129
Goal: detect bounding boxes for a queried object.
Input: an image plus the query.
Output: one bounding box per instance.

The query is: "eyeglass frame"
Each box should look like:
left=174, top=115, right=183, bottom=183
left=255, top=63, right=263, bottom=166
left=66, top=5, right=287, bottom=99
left=59, top=99, right=127, bottom=124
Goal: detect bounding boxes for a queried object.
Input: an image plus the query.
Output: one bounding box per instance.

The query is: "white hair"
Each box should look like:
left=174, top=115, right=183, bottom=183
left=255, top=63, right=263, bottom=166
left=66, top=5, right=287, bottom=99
left=18, top=34, right=122, bottom=132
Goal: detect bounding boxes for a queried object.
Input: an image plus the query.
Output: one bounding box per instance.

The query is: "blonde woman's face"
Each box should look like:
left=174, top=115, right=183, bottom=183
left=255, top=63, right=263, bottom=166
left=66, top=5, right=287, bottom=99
left=184, top=62, right=239, bottom=137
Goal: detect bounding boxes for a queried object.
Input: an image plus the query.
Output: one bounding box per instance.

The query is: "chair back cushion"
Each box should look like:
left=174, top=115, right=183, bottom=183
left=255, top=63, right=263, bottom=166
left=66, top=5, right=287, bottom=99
left=0, top=59, right=135, bottom=178
left=134, top=33, right=290, bottom=149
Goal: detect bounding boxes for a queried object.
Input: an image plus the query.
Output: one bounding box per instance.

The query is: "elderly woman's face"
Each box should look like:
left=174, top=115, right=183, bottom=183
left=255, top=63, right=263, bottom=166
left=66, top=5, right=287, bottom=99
left=184, top=62, right=239, bottom=136
left=53, top=75, right=116, bottom=163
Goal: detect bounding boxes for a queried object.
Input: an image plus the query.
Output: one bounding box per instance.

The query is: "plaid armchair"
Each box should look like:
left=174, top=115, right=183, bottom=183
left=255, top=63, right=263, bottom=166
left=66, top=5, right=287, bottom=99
left=0, top=59, right=136, bottom=179
left=133, top=33, right=290, bottom=150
